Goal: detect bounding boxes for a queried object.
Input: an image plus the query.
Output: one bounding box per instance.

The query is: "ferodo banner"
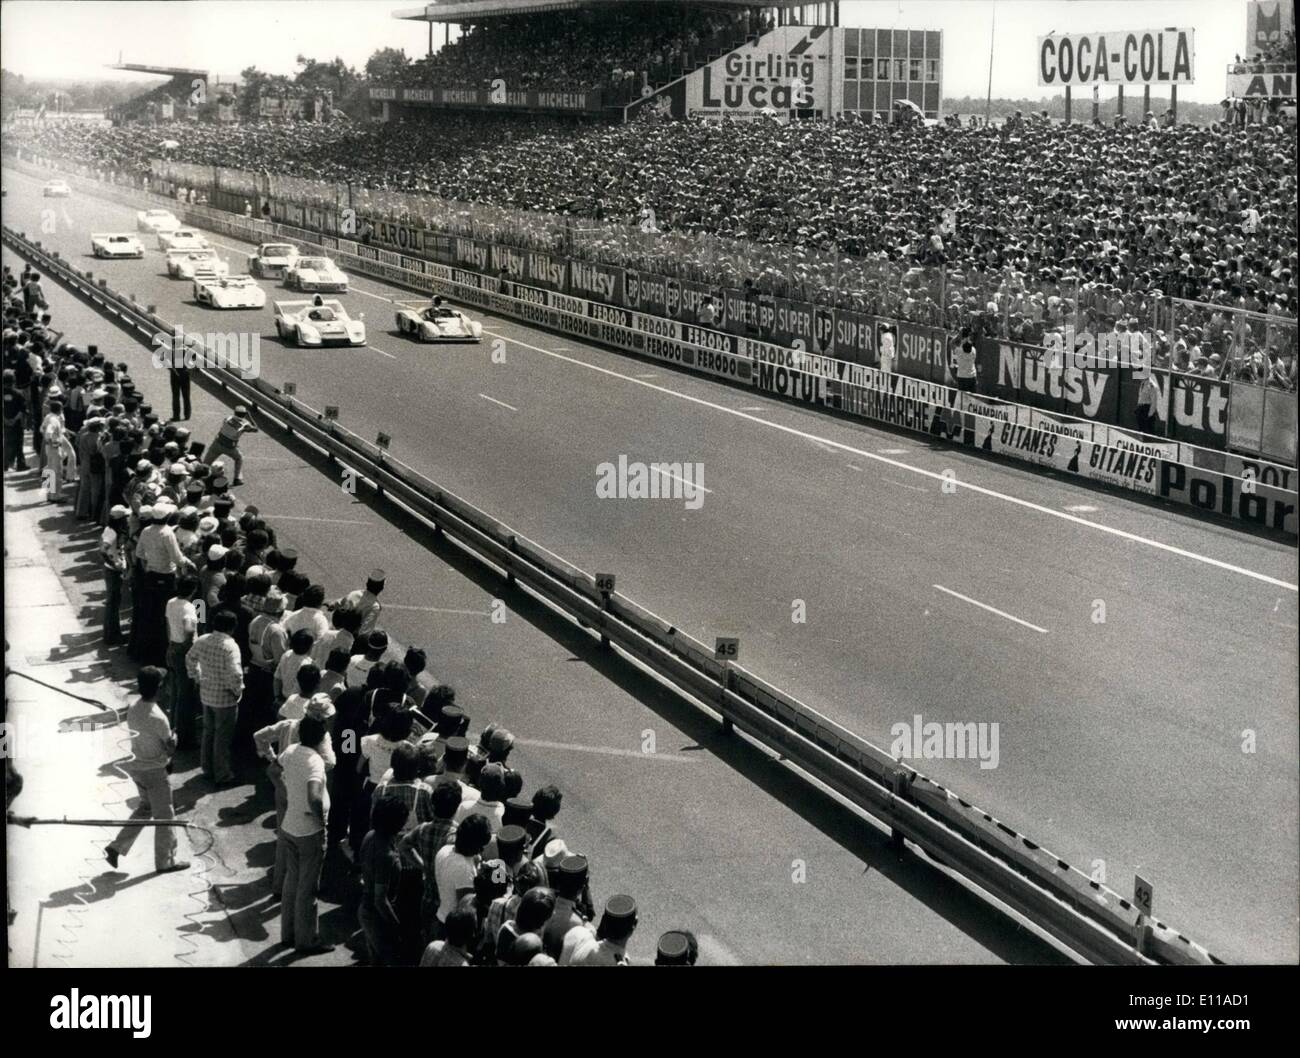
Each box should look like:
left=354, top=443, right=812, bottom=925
left=688, top=25, right=835, bottom=121
left=1037, top=28, right=1195, bottom=86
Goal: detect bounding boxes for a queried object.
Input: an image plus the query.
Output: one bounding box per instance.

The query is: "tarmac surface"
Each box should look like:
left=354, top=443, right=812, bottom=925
left=3, top=164, right=1297, bottom=963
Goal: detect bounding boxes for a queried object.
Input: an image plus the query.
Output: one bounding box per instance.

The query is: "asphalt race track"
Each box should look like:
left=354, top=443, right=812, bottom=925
left=5, top=166, right=1297, bottom=963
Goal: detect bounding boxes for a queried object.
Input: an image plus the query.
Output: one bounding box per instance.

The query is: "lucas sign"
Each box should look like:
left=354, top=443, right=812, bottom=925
left=1038, top=28, right=1195, bottom=86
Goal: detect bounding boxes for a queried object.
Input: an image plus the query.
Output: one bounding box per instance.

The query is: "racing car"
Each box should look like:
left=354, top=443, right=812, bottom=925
left=194, top=272, right=266, bottom=310
left=394, top=298, right=483, bottom=343
left=157, top=227, right=210, bottom=252
left=273, top=299, right=365, bottom=346
left=43, top=179, right=72, bottom=198
left=166, top=247, right=229, bottom=280
left=137, top=208, right=180, bottom=233
left=90, top=233, right=145, bottom=259
left=283, top=255, right=348, bottom=293
left=248, top=242, right=300, bottom=280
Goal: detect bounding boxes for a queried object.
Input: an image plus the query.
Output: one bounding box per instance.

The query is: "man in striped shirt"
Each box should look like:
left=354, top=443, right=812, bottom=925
left=186, top=609, right=244, bottom=785
left=204, top=404, right=258, bottom=486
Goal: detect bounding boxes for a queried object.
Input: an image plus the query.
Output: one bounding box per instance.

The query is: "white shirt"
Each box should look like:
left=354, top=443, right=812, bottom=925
left=360, top=734, right=402, bottom=784
left=279, top=743, right=328, bottom=837
left=452, top=797, right=503, bottom=833
left=345, top=656, right=377, bottom=690
left=433, top=847, right=476, bottom=923
left=284, top=606, right=329, bottom=641
left=165, top=597, right=198, bottom=644
left=879, top=332, right=895, bottom=373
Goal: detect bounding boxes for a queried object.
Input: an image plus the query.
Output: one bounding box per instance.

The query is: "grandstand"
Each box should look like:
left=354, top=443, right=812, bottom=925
left=105, top=62, right=241, bottom=125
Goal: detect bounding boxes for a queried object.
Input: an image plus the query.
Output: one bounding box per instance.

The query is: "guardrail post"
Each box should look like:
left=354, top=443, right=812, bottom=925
left=505, top=537, right=517, bottom=586
left=720, top=666, right=734, bottom=733
left=889, top=770, right=909, bottom=851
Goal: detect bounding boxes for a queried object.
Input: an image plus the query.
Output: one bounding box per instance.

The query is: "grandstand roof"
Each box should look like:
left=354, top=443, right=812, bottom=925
left=107, top=62, right=208, bottom=79
left=393, top=0, right=804, bottom=24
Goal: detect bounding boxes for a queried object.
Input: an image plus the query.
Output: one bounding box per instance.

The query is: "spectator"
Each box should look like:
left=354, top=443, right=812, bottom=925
left=164, top=574, right=201, bottom=750
left=186, top=608, right=244, bottom=785
left=103, top=666, right=191, bottom=875
left=277, top=713, right=335, bottom=954
left=357, top=794, right=409, bottom=966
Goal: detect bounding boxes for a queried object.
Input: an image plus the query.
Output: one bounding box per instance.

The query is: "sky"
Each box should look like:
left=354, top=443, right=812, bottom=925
left=0, top=0, right=1258, bottom=103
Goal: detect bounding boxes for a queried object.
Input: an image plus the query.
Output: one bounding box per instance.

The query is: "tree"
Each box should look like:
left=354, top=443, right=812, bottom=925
left=364, top=47, right=410, bottom=84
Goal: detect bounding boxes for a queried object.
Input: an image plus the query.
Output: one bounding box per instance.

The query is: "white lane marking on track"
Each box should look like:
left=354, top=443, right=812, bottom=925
left=847, top=464, right=864, bottom=472
left=368, top=344, right=397, bottom=360
left=738, top=406, right=765, bottom=411
left=885, top=479, right=927, bottom=493
left=1066, top=504, right=1098, bottom=512
left=384, top=605, right=492, bottom=616
left=879, top=448, right=908, bottom=454
left=933, top=584, right=1049, bottom=634
left=512, top=737, right=700, bottom=763
left=481, top=327, right=1299, bottom=594
left=479, top=393, right=518, bottom=412
left=653, top=466, right=712, bottom=493
left=250, top=514, right=375, bottom=526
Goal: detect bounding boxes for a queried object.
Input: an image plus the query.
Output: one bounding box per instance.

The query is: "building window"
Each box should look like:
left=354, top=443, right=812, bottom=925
left=894, top=58, right=906, bottom=82
left=910, top=59, right=922, bottom=81
left=877, top=58, right=889, bottom=80
left=926, top=59, right=939, bottom=82
left=845, top=56, right=858, bottom=80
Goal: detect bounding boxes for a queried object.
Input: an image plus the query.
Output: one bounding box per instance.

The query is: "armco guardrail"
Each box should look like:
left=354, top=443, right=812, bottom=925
left=5, top=154, right=1297, bottom=538
left=4, top=221, right=1224, bottom=967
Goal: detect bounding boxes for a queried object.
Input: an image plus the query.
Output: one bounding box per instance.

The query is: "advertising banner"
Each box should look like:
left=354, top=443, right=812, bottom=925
left=687, top=25, right=836, bottom=122
left=889, top=319, right=949, bottom=384
left=1037, top=28, right=1195, bottom=86
left=830, top=307, right=877, bottom=365
left=1226, top=70, right=1297, bottom=99
left=1157, top=461, right=1297, bottom=534
left=568, top=259, right=624, bottom=306
left=1248, top=1, right=1295, bottom=52
left=378, top=85, right=602, bottom=112
left=978, top=339, right=1120, bottom=424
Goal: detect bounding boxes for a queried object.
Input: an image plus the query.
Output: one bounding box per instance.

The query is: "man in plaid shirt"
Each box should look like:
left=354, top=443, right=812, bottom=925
left=186, top=608, right=245, bottom=785
left=398, top=779, right=463, bottom=942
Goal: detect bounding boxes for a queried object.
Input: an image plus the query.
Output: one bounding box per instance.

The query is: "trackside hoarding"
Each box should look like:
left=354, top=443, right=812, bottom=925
left=685, top=24, right=841, bottom=121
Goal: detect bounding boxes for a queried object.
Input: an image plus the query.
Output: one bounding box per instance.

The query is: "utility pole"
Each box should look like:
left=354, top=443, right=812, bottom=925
left=984, top=1, right=997, bottom=126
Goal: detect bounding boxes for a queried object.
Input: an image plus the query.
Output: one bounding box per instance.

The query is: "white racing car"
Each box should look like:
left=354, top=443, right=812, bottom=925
left=248, top=242, right=300, bottom=280
left=394, top=298, right=483, bottom=343
left=90, top=233, right=145, bottom=258
left=284, top=255, right=348, bottom=293
left=43, top=180, right=72, bottom=198
left=166, top=247, right=229, bottom=280
left=194, top=273, right=266, bottom=309
left=157, top=227, right=210, bottom=252
left=274, top=299, right=365, bottom=346
left=137, top=208, right=180, bottom=233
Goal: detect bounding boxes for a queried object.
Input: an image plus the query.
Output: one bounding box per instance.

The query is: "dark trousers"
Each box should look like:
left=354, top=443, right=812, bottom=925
left=169, top=370, right=192, bottom=421
left=133, top=571, right=175, bottom=666
left=166, top=638, right=198, bottom=748
left=103, top=567, right=124, bottom=644
left=3, top=419, right=24, bottom=469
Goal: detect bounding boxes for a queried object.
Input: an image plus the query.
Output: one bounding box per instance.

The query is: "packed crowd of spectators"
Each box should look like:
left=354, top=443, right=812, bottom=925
left=7, top=101, right=1296, bottom=383
left=398, top=6, right=760, bottom=100
left=2, top=261, right=700, bottom=965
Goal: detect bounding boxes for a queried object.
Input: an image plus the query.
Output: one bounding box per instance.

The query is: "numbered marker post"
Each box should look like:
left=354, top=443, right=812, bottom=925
left=323, top=405, right=339, bottom=422
left=377, top=431, right=391, bottom=450
left=1134, top=873, right=1154, bottom=954
left=715, top=637, right=739, bottom=733
left=594, top=574, right=615, bottom=647
left=283, top=381, right=297, bottom=397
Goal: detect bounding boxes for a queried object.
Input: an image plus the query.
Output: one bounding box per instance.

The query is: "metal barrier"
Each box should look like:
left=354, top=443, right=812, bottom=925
left=2, top=219, right=1226, bottom=966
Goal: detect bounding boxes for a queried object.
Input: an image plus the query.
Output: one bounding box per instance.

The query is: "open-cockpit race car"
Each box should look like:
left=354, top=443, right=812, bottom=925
left=167, top=247, right=229, bottom=280
left=194, top=272, right=266, bottom=309
left=274, top=299, right=366, bottom=346
left=393, top=297, right=483, bottom=343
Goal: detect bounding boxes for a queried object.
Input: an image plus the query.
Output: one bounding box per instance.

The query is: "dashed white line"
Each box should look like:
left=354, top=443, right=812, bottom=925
left=653, top=466, right=713, bottom=493
left=1066, top=504, right=1098, bottom=512
left=933, top=584, right=1049, bottom=634
left=250, top=514, right=375, bottom=526
left=479, top=393, right=518, bottom=412
left=885, top=479, right=927, bottom=493
left=384, top=605, right=492, bottom=616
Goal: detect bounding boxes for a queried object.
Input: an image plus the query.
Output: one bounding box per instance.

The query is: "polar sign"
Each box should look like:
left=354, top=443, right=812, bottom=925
left=1038, top=28, right=1195, bottom=86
